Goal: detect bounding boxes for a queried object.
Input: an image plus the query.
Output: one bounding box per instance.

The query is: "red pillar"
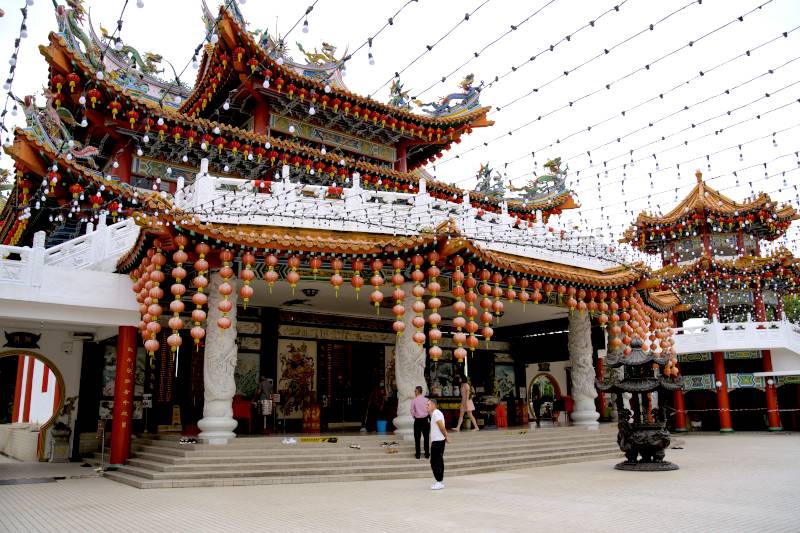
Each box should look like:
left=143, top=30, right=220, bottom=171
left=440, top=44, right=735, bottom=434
left=110, top=326, right=138, bottom=465
left=12, top=355, right=25, bottom=423
left=701, top=230, right=712, bottom=256
left=712, top=351, right=733, bottom=432
left=253, top=98, right=269, bottom=136
left=22, top=356, right=35, bottom=423
left=706, top=289, right=719, bottom=321
left=394, top=141, right=408, bottom=173
left=735, top=229, right=744, bottom=255
left=761, top=350, right=782, bottom=431
left=111, top=144, right=132, bottom=184
left=673, top=389, right=688, bottom=432
left=52, top=379, right=61, bottom=418
left=753, top=284, right=766, bottom=322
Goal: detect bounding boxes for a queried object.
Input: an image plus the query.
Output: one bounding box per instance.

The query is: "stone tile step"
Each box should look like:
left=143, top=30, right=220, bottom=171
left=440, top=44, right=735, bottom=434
left=136, top=427, right=615, bottom=450
left=124, top=443, right=618, bottom=472
left=134, top=431, right=616, bottom=457
left=127, top=440, right=617, bottom=467
left=115, top=447, right=620, bottom=480
left=104, top=452, right=623, bottom=489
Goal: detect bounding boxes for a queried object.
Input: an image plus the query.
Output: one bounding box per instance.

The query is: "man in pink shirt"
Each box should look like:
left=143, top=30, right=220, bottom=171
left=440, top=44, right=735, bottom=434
left=410, top=385, right=430, bottom=459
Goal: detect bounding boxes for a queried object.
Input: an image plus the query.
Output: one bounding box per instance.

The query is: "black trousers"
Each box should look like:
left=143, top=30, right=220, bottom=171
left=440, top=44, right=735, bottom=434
left=430, top=440, right=446, bottom=482
left=413, top=417, right=430, bottom=458
left=532, top=401, right=541, bottom=426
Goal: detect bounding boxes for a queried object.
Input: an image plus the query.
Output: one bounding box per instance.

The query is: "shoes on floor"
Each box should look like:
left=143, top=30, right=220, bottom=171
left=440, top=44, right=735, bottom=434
left=415, top=455, right=421, bottom=459
left=424, top=454, right=430, bottom=459
left=430, top=481, right=444, bottom=490
left=349, top=443, right=361, bottom=449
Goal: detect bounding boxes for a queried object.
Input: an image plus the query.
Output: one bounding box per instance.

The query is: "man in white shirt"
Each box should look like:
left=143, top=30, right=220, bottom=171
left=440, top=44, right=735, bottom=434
left=427, top=398, right=450, bottom=490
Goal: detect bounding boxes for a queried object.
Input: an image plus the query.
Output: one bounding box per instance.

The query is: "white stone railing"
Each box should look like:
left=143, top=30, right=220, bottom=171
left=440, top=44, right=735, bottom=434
left=171, top=160, right=623, bottom=272
left=673, top=317, right=800, bottom=356
left=0, top=216, right=140, bottom=287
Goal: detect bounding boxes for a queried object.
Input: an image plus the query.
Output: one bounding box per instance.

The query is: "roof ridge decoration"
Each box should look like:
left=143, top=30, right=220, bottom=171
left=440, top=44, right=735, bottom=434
left=182, top=5, right=493, bottom=129
left=412, top=73, right=485, bottom=118
left=86, top=11, right=192, bottom=98
left=474, top=157, right=573, bottom=206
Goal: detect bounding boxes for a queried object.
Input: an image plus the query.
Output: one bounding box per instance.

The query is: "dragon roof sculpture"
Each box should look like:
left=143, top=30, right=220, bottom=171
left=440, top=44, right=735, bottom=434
left=414, top=74, right=484, bottom=118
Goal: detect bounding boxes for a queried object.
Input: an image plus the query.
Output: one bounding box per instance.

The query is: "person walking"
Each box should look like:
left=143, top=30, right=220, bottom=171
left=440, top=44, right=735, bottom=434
left=410, top=385, right=430, bottom=459
left=531, top=383, right=541, bottom=428
left=427, top=398, right=449, bottom=490
left=452, top=375, right=479, bottom=432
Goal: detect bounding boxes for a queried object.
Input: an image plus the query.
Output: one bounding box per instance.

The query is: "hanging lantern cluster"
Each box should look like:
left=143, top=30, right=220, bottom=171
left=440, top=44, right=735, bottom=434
left=410, top=254, right=426, bottom=346
left=167, top=235, right=188, bottom=353
left=450, top=256, right=467, bottom=362
left=490, top=271, right=504, bottom=321
left=190, top=242, right=210, bottom=345
left=478, top=269, right=494, bottom=346
left=286, top=255, right=301, bottom=294
left=144, top=245, right=166, bottom=355
left=264, top=253, right=279, bottom=293
left=350, top=258, right=364, bottom=300
left=427, top=252, right=443, bottom=361
left=369, top=259, right=384, bottom=314
left=464, top=263, right=480, bottom=352
left=330, top=256, right=344, bottom=297
left=217, top=249, right=235, bottom=330
left=239, top=252, right=256, bottom=308
left=391, top=258, right=406, bottom=335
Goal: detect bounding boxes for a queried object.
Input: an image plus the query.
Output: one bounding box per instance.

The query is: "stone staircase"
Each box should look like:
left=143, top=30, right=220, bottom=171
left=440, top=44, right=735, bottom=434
left=101, top=425, right=621, bottom=489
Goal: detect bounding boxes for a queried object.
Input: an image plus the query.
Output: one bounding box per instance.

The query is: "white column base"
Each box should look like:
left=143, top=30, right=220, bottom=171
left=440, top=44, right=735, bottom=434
left=198, top=416, right=237, bottom=445
left=571, top=401, right=600, bottom=429
left=393, top=414, right=414, bottom=440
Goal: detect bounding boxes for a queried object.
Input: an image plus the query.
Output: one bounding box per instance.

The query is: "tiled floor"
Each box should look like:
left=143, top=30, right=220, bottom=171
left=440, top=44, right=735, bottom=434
left=1, top=432, right=798, bottom=532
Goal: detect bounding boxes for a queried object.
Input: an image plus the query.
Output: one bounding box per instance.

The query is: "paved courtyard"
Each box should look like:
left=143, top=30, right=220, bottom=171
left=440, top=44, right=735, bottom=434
left=0, top=432, right=797, bottom=532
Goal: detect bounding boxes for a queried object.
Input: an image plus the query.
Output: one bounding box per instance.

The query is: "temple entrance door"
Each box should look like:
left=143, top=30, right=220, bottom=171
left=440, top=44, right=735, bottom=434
left=684, top=390, right=718, bottom=431
left=729, top=388, right=767, bottom=430
left=320, top=342, right=385, bottom=430
left=777, top=384, right=800, bottom=431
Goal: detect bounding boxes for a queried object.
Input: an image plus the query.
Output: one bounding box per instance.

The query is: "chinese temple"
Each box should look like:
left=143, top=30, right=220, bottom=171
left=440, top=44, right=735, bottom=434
left=0, top=1, right=679, bottom=469
left=623, top=170, right=800, bottom=433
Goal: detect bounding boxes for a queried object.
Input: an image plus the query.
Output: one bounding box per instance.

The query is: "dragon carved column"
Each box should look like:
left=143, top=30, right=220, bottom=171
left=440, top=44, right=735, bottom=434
left=568, top=311, right=600, bottom=428
left=198, top=272, right=239, bottom=444
left=393, top=294, right=426, bottom=439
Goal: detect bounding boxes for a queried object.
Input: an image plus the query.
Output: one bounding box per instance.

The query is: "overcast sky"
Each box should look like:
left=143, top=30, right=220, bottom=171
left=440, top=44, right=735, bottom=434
left=1, top=0, right=798, bottom=260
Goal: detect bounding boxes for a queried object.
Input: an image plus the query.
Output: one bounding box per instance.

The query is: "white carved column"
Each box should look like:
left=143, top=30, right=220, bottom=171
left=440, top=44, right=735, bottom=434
left=393, top=294, right=426, bottom=440
left=568, top=311, right=600, bottom=428
left=198, top=272, right=239, bottom=444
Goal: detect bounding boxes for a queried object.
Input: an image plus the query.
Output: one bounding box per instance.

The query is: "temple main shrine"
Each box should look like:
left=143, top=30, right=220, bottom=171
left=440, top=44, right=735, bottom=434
left=624, top=171, right=800, bottom=433
left=1, top=0, right=751, bottom=468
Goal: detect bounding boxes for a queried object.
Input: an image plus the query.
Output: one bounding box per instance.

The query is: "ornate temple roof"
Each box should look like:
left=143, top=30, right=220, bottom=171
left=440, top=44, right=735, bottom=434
left=622, top=170, right=797, bottom=251
left=38, top=29, right=573, bottom=219
left=183, top=5, right=493, bottom=130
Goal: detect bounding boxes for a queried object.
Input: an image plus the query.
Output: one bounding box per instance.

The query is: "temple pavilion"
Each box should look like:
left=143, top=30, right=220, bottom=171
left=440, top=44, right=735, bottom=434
left=0, top=1, right=678, bottom=465
left=623, top=170, right=800, bottom=433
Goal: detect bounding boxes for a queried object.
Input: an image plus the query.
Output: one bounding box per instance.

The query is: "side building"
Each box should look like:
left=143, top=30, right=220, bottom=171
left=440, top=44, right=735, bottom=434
left=623, top=170, right=800, bottom=432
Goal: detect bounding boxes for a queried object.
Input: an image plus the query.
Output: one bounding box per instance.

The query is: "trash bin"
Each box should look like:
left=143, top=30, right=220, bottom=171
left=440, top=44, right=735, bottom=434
left=376, top=420, right=387, bottom=433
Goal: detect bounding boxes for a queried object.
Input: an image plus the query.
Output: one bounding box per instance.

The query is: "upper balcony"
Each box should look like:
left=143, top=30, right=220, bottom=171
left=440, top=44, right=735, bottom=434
left=673, top=315, right=800, bottom=356
left=172, top=160, right=623, bottom=273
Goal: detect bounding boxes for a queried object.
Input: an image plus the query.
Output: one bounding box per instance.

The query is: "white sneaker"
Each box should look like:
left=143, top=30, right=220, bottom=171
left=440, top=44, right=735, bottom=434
left=430, top=481, right=444, bottom=490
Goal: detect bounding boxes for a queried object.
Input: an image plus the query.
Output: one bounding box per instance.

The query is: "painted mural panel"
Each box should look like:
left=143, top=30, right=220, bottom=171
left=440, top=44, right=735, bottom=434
left=235, top=352, right=260, bottom=398
left=276, top=340, right=317, bottom=419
